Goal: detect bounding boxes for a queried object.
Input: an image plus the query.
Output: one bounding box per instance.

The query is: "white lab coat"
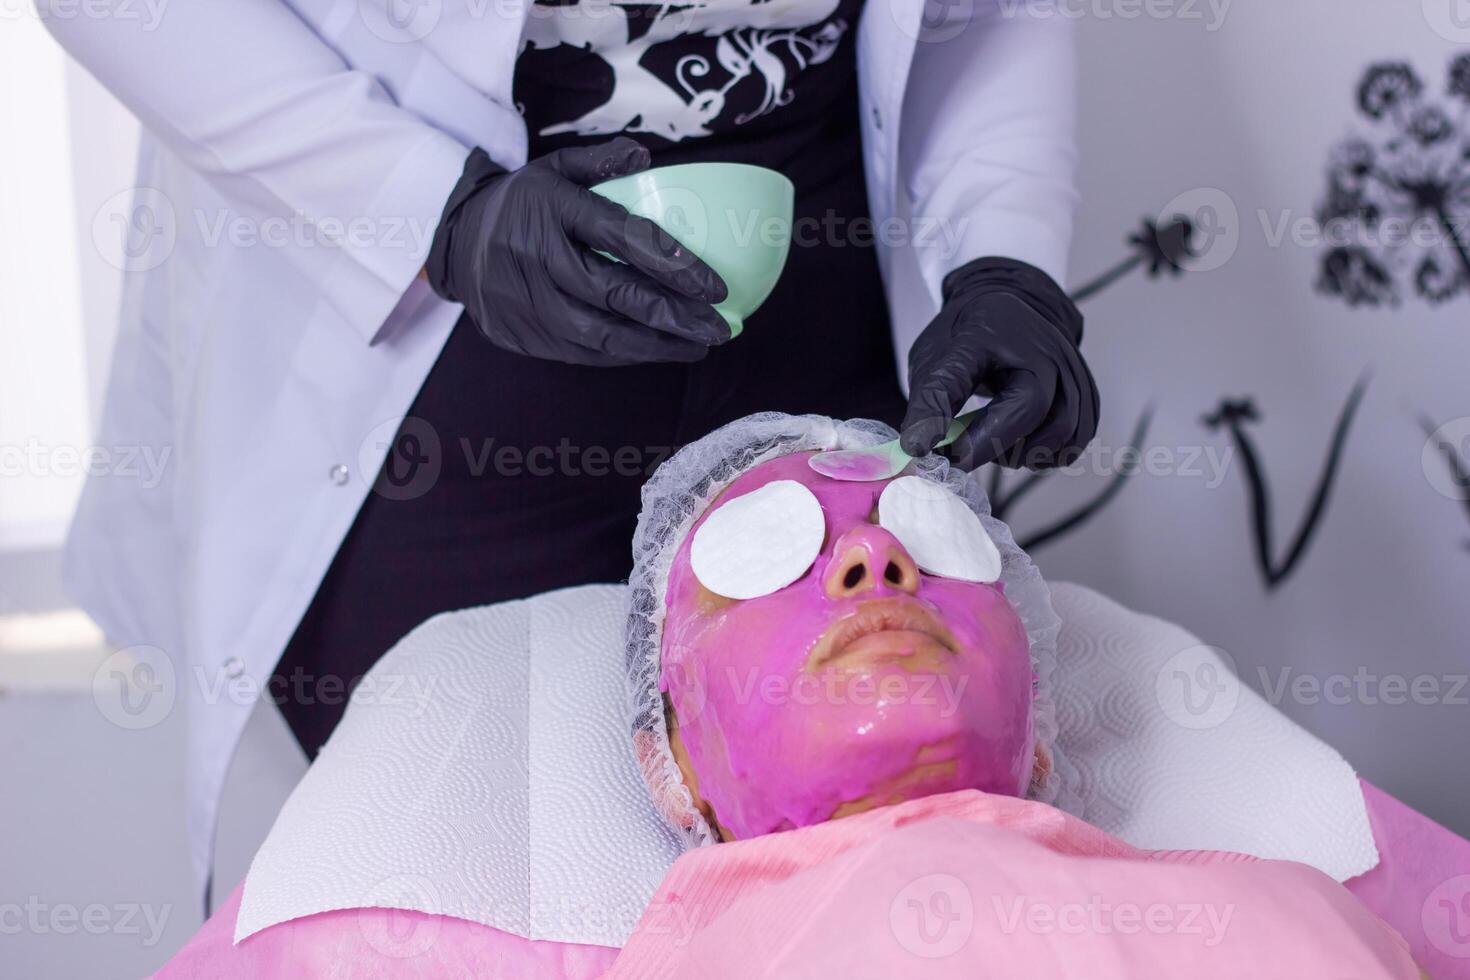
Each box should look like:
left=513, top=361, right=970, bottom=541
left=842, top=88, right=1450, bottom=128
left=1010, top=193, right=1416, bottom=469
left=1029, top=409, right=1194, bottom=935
left=46, top=0, right=1077, bottom=896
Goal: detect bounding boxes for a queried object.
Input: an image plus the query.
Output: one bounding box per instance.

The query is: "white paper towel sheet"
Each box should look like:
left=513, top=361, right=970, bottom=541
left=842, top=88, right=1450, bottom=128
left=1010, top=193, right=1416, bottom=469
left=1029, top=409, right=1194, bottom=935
left=236, top=582, right=1378, bottom=947
left=1049, top=584, right=1376, bottom=878
left=235, top=585, right=684, bottom=947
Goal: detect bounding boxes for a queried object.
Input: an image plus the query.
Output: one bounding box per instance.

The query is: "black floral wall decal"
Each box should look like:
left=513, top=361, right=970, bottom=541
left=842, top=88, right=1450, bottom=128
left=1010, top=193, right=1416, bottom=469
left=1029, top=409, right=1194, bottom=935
left=1417, top=413, right=1470, bottom=550
left=988, top=406, right=1156, bottom=553
left=1201, top=376, right=1370, bottom=590
left=973, top=221, right=1185, bottom=552
left=1071, top=216, right=1196, bottom=304
left=1316, top=56, right=1470, bottom=307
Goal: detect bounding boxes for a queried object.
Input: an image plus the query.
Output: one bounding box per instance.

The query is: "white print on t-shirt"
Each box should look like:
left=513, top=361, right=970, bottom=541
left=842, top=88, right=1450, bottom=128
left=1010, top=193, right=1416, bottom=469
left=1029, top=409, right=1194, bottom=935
left=520, top=0, right=848, bottom=142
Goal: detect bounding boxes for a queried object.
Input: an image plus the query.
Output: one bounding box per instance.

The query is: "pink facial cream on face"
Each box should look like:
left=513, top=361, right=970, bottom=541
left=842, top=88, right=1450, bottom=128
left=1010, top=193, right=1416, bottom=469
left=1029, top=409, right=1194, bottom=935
left=660, top=453, right=1035, bottom=840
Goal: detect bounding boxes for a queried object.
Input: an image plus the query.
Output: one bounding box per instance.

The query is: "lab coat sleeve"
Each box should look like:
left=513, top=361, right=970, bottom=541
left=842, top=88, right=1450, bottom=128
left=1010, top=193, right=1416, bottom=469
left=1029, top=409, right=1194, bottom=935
left=42, top=2, right=470, bottom=344
left=899, top=1, right=1079, bottom=298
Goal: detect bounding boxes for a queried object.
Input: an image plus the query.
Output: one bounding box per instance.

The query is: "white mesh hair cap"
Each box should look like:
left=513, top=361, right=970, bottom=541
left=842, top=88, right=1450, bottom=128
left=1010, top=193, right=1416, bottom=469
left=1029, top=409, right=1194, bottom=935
left=625, top=412, right=1078, bottom=849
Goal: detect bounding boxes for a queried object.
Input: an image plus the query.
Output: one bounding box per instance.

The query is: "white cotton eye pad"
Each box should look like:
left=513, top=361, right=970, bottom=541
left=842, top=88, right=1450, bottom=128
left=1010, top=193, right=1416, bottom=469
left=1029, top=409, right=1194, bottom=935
left=690, top=479, right=825, bottom=600
left=878, top=475, right=1002, bottom=583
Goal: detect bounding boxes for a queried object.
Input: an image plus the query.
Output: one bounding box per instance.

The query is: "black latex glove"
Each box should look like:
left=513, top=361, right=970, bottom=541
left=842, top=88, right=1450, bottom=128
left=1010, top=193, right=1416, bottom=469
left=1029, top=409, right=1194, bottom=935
left=425, top=139, right=729, bottom=366
left=900, top=258, right=1098, bottom=471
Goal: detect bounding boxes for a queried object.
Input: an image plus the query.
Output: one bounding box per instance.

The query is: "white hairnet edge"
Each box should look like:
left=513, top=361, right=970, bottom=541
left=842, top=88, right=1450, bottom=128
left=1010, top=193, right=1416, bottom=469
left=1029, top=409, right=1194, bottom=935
left=624, top=412, right=1080, bottom=850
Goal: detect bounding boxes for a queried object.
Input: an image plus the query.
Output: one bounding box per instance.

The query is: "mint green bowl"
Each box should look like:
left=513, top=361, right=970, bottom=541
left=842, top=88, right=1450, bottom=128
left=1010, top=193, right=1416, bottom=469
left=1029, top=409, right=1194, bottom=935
left=592, top=162, right=794, bottom=338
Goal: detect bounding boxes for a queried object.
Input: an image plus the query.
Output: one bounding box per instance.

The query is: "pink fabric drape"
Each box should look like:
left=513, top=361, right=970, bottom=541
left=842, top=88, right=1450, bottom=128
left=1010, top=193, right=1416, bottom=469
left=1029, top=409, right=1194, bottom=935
left=156, top=781, right=1466, bottom=979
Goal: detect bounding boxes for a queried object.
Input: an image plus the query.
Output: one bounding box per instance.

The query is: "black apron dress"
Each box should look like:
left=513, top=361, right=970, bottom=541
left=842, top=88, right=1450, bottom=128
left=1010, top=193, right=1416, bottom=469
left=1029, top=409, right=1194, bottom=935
left=273, top=0, right=901, bottom=755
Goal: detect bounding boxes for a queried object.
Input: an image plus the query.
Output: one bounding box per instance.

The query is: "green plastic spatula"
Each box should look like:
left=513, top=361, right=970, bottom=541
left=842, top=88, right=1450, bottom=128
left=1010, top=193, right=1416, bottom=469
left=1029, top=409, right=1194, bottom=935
left=808, top=410, right=982, bottom=482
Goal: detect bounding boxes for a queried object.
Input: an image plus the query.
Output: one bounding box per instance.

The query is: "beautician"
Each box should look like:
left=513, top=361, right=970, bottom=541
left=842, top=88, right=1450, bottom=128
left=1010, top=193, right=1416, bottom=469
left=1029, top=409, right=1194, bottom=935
left=47, top=0, right=1095, bottom=904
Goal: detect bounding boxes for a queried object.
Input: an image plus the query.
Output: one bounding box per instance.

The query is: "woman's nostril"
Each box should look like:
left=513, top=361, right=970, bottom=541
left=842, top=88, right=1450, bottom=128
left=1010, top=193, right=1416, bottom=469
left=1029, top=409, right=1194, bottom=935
left=842, top=564, right=866, bottom=590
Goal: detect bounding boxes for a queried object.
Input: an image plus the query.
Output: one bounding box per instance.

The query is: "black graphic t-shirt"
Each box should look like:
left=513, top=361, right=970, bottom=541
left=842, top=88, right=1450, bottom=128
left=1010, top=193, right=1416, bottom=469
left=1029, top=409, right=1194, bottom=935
left=514, top=0, right=867, bottom=196
left=510, top=0, right=900, bottom=446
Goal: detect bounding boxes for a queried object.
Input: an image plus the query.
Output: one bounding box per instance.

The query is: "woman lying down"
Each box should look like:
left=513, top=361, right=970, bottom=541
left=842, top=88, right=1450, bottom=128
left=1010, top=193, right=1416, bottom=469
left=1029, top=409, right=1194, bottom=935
left=166, top=413, right=1430, bottom=979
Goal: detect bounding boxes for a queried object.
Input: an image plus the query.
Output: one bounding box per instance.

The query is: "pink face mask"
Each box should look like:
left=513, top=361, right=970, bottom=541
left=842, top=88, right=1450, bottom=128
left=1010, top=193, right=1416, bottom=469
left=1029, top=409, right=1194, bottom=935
left=660, top=453, right=1035, bottom=840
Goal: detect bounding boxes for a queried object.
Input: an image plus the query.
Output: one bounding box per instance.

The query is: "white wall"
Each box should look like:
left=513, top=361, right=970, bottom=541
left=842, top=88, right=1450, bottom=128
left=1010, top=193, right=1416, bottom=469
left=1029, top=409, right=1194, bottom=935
left=0, top=11, right=134, bottom=606
left=1030, top=0, right=1470, bottom=833
left=0, top=692, right=304, bottom=979
left=0, top=10, right=92, bottom=552
left=64, top=57, right=137, bottom=429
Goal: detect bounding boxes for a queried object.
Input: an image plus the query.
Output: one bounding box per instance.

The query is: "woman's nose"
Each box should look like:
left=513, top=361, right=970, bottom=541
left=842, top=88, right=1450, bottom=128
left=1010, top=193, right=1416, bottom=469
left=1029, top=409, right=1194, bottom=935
left=823, top=525, right=920, bottom=598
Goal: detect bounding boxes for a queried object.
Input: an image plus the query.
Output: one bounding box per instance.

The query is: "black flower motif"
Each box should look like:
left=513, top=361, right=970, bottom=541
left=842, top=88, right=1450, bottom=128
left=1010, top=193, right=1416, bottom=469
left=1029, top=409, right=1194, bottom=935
left=1415, top=254, right=1463, bottom=303
left=1067, top=215, right=1197, bottom=304
left=1318, top=179, right=1380, bottom=228
left=1409, top=106, right=1453, bottom=145
left=1129, top=216, right=1195, bottom=276
left=1358, top=62, right=1422, bottom=119
left=1318, top=246, right=1397, bottom=307
left=1202, top=398, right=1260, bottom=431
left=1316, top=56, right=1470, bottom=308
left=1327, top=138, right=1377, bottom=189
left=1450, top=52, right=1470, bottom=101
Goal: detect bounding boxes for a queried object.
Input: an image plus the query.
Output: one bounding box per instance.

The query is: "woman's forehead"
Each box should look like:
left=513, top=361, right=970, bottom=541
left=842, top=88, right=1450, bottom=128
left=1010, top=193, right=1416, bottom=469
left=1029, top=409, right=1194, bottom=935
left=703, top=453, right=887, bottom=521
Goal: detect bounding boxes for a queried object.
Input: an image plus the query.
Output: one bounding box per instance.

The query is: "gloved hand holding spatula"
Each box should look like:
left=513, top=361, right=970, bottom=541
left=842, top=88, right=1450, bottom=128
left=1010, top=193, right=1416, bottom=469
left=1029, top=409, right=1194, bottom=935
left=898, top=257, right=1098, bottom=471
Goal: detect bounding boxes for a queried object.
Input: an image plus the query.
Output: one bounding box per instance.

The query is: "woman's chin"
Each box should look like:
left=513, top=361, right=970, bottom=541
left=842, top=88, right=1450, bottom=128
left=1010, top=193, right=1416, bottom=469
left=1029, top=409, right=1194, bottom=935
left=824, top=756, right=968, bottom=822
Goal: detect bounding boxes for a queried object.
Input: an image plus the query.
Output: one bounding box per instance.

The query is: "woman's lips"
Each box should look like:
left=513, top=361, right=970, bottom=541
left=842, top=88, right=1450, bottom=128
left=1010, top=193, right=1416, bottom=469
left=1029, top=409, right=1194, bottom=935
left=806, top=598, right=960, bottom=674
